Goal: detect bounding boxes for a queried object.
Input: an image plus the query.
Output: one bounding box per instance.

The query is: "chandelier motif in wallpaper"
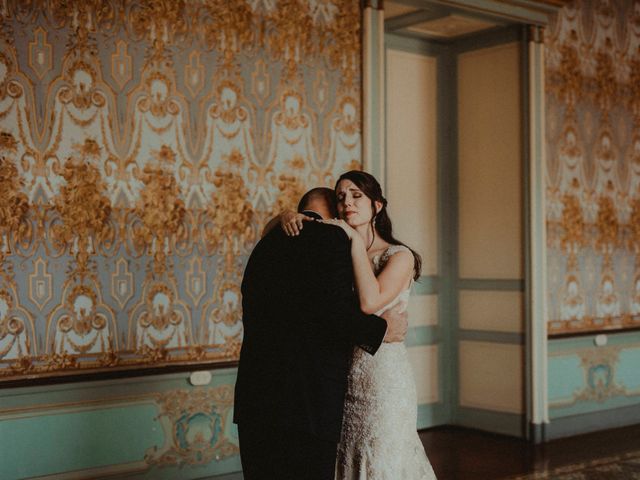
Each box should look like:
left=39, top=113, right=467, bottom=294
left=0, top=0, right=362, bottom=380
left=545, top=0, right=640, bottom=334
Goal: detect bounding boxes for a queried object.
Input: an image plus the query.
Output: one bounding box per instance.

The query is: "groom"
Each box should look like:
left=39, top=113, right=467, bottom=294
left=234, top=187, right=408, bottom=480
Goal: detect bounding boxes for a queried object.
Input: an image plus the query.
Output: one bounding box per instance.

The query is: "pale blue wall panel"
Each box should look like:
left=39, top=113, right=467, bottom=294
left=549, top=395, right=640, bottom=420
left=548, top=355, right=583, bottom=403
left=548, top=337, right=640, bottom=424
left=0, top=370, right=241, bottom=480
left=0, top=404, right=162, bottom=479
left=617, top=348, right=640, bottom=391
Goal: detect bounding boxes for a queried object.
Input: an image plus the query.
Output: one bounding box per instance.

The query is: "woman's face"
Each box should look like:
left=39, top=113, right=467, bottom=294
left=336, top=179, right=374, bottom=227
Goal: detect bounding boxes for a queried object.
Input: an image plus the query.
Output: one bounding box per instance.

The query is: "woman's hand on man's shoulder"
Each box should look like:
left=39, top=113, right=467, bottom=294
left=280, top=210, right=314, bottom=236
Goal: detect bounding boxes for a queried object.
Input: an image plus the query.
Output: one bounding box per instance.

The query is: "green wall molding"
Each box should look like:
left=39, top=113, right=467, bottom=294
left=548, top=331, right=640, bottom=352
left=428, top=0, right=557, bottom=25
left=548, top=338, right=640, bottom=423
left=457, top=279, right=524, bottom=291
left=456, top=407, right=525, bottom=437
left=413, top=276, right=440, bottom=295
left=1, top=403, right=163, bottom=479
left=0, top=369, right=242, bottom=480
left=0, top=368, right=238, bottom=409
left=417, top=402, right=449, bottom=428
left=405, top=326, right=442, bottom=347
left=549, top=394, right=640, bottom=419
left=452, top=25, right=521, bottom=53
left=544, top=403, right=640, bottom=441
left=385, top=33, right=446, bottom=56
left=364, top=2, right=386, bottom=182
left=458, top=329, right=525, bottom=345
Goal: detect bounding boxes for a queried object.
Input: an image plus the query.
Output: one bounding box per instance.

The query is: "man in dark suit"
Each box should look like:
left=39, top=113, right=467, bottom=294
left=234, top=187, right=408, bottom=480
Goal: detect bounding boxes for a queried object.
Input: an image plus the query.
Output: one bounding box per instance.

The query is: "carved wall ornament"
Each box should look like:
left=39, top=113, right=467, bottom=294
left=0, top=285, right=34, bottom=363
left=198, top=0, right=255, bottom=68
left=51, top=156, right=112, bottom=278
left=0, top=152, right=29, bottom=265
left=49, top=281, right=115, bottom=357
left=134, top=162, right=186, bottom=274
left=146, top=386, right=239, bottom=466
left=560, top=194, right=585, bottom=270
left=205, top=169, right=255, bottom=255
left=576, top=347, right=626, bottom=402
left=266, top=0, right=315, bottom=80
left=323, top=0, right=360, bottom=90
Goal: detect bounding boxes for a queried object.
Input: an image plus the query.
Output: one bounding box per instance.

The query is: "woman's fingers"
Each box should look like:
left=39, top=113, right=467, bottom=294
left=282, top=213, right=316, bottom=236
left=285, top=220, right=300, bottom=236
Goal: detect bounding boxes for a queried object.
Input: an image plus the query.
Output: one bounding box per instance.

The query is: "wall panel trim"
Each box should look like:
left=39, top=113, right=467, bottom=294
left=458, top=330, right=525, bottom=344
left=545, top=404, right=640, bottom=441
left=457, top=406, right=525, bottom=438
left=458, top=279, right=525, bottom=291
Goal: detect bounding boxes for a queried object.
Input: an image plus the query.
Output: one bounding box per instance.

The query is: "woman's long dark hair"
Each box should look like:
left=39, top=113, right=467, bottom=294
left=335, top=170, right=422, bottom=281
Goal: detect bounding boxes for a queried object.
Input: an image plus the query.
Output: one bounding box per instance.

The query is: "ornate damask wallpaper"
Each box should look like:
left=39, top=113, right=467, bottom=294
left=545, top=0, right=640, bottom=334
left=0, top=0, right=362, bottom=380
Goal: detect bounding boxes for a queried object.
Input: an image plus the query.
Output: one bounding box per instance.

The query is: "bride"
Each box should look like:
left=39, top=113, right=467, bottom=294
left=282, top=170, right=437, bottom=479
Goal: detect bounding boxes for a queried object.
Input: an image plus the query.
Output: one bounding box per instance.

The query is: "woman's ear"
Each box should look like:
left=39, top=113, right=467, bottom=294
left=374, top=200, right=383, bottom=214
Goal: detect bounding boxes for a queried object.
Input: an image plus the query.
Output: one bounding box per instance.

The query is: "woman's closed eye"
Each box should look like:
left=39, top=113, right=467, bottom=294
left=337, top=192, right=362, bottom=202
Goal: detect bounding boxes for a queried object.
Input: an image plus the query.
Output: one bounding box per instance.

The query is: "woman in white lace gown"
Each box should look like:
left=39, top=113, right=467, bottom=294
left=324, top=170, right=437, bottom=480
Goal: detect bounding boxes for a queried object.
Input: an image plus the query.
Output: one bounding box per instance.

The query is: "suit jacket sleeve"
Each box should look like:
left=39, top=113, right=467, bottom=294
left=317, top=226, right=387, bottom=355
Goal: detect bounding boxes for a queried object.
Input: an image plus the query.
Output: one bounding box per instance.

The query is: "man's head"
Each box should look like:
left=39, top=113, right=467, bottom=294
left=297, top=187, right=337, bottom=219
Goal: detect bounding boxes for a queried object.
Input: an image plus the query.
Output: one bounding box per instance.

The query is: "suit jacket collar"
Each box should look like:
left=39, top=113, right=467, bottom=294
left=302, top=210, right=323, bottom=221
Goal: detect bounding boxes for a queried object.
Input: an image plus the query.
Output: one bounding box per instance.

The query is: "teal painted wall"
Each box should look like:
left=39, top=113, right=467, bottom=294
left=0, top=369, right=242, bottom=479
left=547, top=332, right=640, bottom=438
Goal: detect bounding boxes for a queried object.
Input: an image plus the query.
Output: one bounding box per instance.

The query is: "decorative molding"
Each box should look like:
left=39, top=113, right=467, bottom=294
left=457, top=406, right=525, bottom=438
left=459, top=329, right=525, bottom=344
left=145, top=386, right=239, bottom=467
left=545, top=403, right=640, bottom=441
left=0, top=370, right=242, bottom=478
left=458, top=278, right=524, bottom=291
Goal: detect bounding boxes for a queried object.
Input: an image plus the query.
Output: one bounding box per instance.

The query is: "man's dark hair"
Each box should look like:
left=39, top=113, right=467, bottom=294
left=297, top=187, right=337, bottom=216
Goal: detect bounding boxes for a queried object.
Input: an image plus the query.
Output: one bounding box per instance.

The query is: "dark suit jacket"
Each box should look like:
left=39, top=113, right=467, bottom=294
left=233, top=218, right=387, bottom=442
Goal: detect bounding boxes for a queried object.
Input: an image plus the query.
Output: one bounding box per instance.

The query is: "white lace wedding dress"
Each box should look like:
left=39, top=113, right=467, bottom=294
left=335, top=245, right=437, bottom=480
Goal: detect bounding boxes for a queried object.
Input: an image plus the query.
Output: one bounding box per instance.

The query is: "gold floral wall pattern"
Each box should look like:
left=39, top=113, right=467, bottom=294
left=546, top=0, right=640, bottom=334
left=0, top=0, right=362, bottom=380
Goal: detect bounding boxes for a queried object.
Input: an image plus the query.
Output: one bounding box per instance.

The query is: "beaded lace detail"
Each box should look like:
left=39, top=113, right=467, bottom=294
left=335, top=245, right=437, bottom=480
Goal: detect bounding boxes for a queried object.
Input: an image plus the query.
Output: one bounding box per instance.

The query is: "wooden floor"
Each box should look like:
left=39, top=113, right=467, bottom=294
left=212, top=423, right=640, bottom=479
left=420, top=423, right=640, bottom=479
